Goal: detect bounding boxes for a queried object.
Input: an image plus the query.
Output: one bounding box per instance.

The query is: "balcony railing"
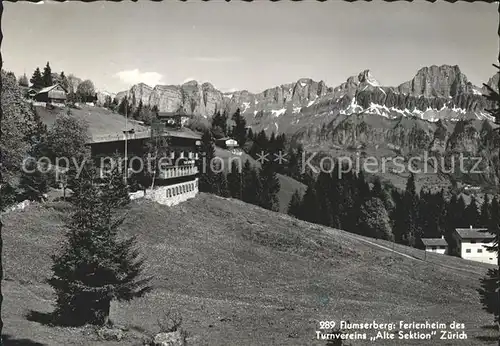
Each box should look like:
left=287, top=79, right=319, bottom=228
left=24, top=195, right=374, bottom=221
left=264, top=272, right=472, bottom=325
left=157, top=165, right=198, bottom=179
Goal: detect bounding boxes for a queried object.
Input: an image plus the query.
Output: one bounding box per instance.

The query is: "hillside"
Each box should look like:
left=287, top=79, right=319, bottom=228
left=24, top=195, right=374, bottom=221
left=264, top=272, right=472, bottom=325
left=2, top=194, right=497, bottom=345
left=36, top=105, right=148, bottom=136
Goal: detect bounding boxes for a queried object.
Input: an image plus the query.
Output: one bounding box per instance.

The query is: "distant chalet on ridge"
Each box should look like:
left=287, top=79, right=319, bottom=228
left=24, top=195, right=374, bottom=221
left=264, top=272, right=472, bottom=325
left=33, top=83, right=67, bottom=105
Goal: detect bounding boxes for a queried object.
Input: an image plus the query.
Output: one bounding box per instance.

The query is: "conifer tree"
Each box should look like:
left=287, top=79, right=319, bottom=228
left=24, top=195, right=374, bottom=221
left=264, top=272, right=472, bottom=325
left=214, top=171, right=230, bottom=197
left=242, top=160, right=260, bottom=205
left=258, top=161, right=280, bottom=211
left=287, top=190, right=302, bottom=218
left=300, top=183, right=321, bottom=224
left=315, top=172, right=333, bottom=226
left=480, top=195, right=491, bottom=228
left=49, top=162, right=151, bottom=326
left=227, top=160, right=242, bottom=199
left=465, top=196, right=481, bottom=227
left=393, top=174, right=420, bottom=246
left=198, top=130, right=217, bottom=193
left=231, top=108, right=247, bottom=148
left=18, top=73, right=29, bottom=87
left=42, top=62, right=53, bottom=87
left=30, top=67, right=44, bottom=90
left=59, top=71, right=69, bottom=91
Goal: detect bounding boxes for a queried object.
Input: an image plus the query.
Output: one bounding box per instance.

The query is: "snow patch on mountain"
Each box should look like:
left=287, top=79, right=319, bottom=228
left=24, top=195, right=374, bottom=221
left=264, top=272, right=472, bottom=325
left=271, top=108, right=287, bottom=117
left=242, top=102, right=251, bottom=112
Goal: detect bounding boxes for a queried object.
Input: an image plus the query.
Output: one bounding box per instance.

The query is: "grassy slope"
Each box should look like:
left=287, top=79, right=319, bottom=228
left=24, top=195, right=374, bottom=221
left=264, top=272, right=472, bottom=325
left=2, top=194, right=498, bottom=345
left=36, top=105, right=149, bottom=136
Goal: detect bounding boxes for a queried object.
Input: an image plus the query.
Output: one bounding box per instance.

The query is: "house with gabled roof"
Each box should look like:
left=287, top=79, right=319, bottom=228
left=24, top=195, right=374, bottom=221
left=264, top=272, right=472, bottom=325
left=421, top=236, right=448, bottom=255
left=453, top=226, right=497, bottom=265
left=34, top=83, right=67, bottom=104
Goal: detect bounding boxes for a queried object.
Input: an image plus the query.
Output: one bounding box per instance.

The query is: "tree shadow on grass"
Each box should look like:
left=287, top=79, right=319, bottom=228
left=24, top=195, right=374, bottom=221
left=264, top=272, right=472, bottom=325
left=25, top=310, right=58, bottom=327
left=475, top=325, right=499, bottom=343
left=3, top=334, right=45, bottom=345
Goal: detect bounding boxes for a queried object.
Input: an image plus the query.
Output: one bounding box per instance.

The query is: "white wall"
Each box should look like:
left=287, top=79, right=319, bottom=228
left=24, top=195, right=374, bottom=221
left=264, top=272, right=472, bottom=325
left=425, top=246, right=447, bottom=255
left=459, top=239, right=497, bottom=265
left=136, top=178, right=199, bottom=207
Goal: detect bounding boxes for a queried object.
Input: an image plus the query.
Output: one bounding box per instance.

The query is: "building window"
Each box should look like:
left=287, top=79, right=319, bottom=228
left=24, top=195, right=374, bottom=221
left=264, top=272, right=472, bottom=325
left=478, top=249, right=483, bottom=253
left=431, top=246, right=437, bottom=250
left=466, top=249, right=471, bottom=253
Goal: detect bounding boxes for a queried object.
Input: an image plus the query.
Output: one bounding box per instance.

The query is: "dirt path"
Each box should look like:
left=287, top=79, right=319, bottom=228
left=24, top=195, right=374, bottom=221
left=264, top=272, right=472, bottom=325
left=322, top=228, right=482, bottom=276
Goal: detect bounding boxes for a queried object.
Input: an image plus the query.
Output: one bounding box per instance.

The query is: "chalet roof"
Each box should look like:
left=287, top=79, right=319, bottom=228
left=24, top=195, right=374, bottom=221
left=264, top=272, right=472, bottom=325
left=89, top=128, right=201, bottom=144
left=421, top=238, right=448, bottom=247
left=36, top=83, right=67, bottom=94
left=455, top=228, right=494, bottom=240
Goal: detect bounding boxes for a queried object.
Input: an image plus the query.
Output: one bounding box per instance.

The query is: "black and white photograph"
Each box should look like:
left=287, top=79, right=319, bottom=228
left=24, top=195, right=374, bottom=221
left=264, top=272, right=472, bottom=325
left=0, top=0, right=499, bottom=345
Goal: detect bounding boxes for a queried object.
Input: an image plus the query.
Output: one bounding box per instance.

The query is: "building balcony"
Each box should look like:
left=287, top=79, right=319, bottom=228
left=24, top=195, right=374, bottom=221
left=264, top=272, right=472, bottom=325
left=157, top=164, right=198, bottom=179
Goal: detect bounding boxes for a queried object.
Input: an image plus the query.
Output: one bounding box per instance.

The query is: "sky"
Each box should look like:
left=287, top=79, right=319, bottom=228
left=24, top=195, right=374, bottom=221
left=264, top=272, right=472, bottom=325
left=3, top=1, right=498, bottom=94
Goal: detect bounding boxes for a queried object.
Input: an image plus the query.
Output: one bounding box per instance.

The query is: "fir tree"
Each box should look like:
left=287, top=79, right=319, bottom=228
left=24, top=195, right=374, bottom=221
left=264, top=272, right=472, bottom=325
left=287, top=190, right=302, bottom=218
left=214, top=171, right=230, bottom=197
left=49, top=163, right=151, bottom=326
left=465, top=196, right=481, bottom=227
left=480, top=195, right=491, bottom=227
left=198, top=130, right=217, bottom=193
left=42, top=62, right=53, bottom=87
left=242, top=160, right=260, bottom=205
left=258, top=161, right=280, bottom=211
left=227, top=160, right=242, bottom=199
left=59, top=71, right=69, bottom=91
left=300, top=183, right=321, bottom=224
left=30, top=67, right=44, bottom=89
left=231, top=108, right=247, bottom=148
left=18, top=73, right=29, bottom=87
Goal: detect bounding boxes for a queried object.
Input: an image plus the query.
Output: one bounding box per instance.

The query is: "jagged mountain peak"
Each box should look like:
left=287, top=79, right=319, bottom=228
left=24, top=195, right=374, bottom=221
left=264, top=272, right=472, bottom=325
left=358, top=69, right=380, bottom=86
left=398, top=64, right=472, bottom=98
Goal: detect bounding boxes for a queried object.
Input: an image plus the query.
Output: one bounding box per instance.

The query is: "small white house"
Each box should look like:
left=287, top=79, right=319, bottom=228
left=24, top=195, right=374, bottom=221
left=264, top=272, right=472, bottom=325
left=453, top=226, right=497, bottom=265
left=421, top=237, right=448, bottom=254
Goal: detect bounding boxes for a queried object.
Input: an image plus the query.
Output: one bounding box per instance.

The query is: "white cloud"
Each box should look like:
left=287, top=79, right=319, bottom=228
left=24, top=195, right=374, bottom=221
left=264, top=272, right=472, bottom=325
left=114, top=69, right=164, bottom=87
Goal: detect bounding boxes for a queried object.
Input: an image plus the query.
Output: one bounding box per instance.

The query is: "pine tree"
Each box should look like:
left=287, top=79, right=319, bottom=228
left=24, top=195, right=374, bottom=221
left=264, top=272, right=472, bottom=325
left=315, top=172, right=333, bottom=226
left=231, top=108, right=247, bottom=148
left=227, top=160, right=242, bottom=199
left=287, top=190, right=302, bottom=218
left=30, top=67, right=44, bottom=90
left=242, top=160, right=260, bottom=205
left=42, top=62, right=53, bottom=87
left=49, top=162, right=151, bottom=326
left=18, top=73, right=29, bottom=87
left=198, top=130, right=216, bottom=193
left=59, top=71, right=69, bottom=91
left=480, top=195, right=491, bottom=227
left=214, top=171, right=230, bottom=197
left=393, top=174, right=420, bottom=246
left=465, top=196, right=481, bottom=227
left=300, top=183, right=321, bottom=223
left=258, top=161, right=280, bottom=211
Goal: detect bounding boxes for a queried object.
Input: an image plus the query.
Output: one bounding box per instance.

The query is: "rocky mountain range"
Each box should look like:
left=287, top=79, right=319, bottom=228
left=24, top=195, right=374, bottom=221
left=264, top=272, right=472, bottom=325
left=111, top=65, right=500, bottom=187
left=114, top=65, right=498, bottom=135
